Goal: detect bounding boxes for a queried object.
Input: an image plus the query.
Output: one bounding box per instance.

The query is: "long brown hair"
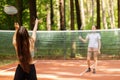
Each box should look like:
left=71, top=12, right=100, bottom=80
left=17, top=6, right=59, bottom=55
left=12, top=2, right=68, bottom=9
left=16, top=26, right=32, bottom=73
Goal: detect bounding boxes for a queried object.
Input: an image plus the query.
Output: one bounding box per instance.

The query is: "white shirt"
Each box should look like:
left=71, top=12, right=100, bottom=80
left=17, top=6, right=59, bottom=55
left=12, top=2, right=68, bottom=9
left=86, top=33, right=101, bottom=48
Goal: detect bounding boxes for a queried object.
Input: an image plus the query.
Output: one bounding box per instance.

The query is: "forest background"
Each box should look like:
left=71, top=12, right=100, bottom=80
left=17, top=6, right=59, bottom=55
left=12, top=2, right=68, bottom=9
left=0, top=0, right=120, bottom=30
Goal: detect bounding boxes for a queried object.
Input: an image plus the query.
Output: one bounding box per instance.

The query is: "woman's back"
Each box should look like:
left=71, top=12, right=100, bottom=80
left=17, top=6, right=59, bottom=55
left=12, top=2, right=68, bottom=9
left=13, top=19, right=39, bottom=80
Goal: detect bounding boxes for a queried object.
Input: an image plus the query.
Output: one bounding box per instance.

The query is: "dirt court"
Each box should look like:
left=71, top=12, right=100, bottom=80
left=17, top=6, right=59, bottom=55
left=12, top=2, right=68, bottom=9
left=0, top=60, right=120, bottom=80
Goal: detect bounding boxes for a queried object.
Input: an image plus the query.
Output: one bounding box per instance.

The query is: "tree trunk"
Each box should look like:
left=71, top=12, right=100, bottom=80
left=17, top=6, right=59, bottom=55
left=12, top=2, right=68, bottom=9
left=70, top=38, right=76, bottom=58
left=70, top=0, right=74, bottom=30
left=46, top=4, right=51, bottom=30
left=80, top=0, right=85, bottom=29
left=92, top=0, right=95, bottom=25
left=101, top=0, right=107, bottom=29
left=16, top=0, right=23, bottom=26
left=59, top=0, right=65, bottom=30
left=70, top=0, right=75, bottom=58
left=29, top=0, right=37, bottom=30
left=86, top=0, right=92, bottom=23
left=118, top=0, right=120, bottom=28
left=50, top=0, right=54, bottom=28
left=96, top=0, right=101, bottom=29
left=109, top=0, right=115, bottom=29
left=75, top=0, right=82, bottom=30
left=56, top=0, right=60, bottom=30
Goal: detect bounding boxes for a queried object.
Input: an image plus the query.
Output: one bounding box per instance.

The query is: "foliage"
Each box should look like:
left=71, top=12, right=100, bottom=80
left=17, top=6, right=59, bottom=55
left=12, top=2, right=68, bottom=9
left=0, top=0, right=119, bottom=30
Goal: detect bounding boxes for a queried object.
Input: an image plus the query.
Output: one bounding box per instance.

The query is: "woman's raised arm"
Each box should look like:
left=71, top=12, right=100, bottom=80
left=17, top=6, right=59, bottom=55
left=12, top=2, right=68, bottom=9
left=31, top=18, right=39, bottom=41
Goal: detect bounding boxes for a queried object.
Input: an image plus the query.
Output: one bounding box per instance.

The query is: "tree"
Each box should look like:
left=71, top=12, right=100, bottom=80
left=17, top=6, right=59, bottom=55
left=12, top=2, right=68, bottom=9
left=29, top=0, right=37, bottom=30
left=80, top=0, right=85, bottom=29
left=46, top=4, right=51, bottom=30
left=0, top=0, right=119, bottom=30
left=96, top=0, right=100, bottom=29
left=108, top=0, right=115, bottom=29
left=16, top=0, right=23, bottom=26
left=55, top=0, right=60, bottom=30
left=85, top=0, right=92, bottom=27
left=92, top=0, right=95, bottom=25
left=59, top=0, right=66, bottom=30
left=75, top=0, right=82, bottom=30
left=101, top=0, right=108, bottom=29
left=70, top=0, right=75, bottom=58
left=118, top=0, right=120, bottom=28
left=70, top=0, right=74, bottom=30
left=50, top=0, right=54, bottom=27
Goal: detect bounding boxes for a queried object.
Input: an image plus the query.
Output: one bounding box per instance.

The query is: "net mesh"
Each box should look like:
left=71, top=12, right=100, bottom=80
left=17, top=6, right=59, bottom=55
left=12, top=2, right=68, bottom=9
left=0, top=31, right=15, bottom=59
left=0, top=29, right=120, bottom=59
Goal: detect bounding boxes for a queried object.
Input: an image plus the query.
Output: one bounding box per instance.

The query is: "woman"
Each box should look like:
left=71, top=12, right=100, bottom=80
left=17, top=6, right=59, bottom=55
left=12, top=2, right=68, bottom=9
left=13, top=19, right=39, bottom=80
left=79, top=25, right=101, bottom=74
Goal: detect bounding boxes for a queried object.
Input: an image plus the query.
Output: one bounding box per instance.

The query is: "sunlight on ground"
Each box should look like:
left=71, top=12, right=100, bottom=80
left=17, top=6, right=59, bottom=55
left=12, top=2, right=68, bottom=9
left=37, top=74, right=58, bottom=79
left=99, top=68, right=120, bottom=72
left=37, top=74, right=89, bottom=80
left=0, top=71, right=15, bottom=76
left=54, top=72, right=80, bottom=76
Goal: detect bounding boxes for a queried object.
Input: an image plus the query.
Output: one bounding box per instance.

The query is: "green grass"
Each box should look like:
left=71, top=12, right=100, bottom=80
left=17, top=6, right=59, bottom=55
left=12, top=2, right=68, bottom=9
left=0, top=54, right=17, bottom=67
left=0, top=59, right=17, bottom=67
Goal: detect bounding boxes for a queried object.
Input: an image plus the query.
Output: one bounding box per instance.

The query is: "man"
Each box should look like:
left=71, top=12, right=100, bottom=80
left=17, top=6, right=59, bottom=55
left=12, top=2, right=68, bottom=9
left=79, top=25, right=101, bottom=74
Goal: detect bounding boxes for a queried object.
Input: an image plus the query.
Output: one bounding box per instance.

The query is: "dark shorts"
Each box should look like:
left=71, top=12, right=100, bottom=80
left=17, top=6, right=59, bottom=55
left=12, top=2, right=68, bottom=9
left=14, top=64, right=37, bottom=80
left=88, top=47, right=99, bottom=52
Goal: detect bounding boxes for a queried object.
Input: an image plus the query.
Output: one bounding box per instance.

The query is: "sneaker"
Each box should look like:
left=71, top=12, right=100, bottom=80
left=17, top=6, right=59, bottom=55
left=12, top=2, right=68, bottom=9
left=86, top=68, right=91, bottom=72
left=93, top=69, right=96, bottom=74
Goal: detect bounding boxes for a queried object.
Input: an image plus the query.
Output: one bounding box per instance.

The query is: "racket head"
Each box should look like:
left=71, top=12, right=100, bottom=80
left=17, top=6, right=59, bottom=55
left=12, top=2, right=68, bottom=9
left=4, top=5, right=18, bottom=15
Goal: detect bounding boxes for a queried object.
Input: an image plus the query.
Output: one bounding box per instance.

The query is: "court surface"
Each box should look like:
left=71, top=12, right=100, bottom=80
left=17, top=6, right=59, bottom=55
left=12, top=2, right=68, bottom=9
left=0, top=60, right=120, bottom=80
